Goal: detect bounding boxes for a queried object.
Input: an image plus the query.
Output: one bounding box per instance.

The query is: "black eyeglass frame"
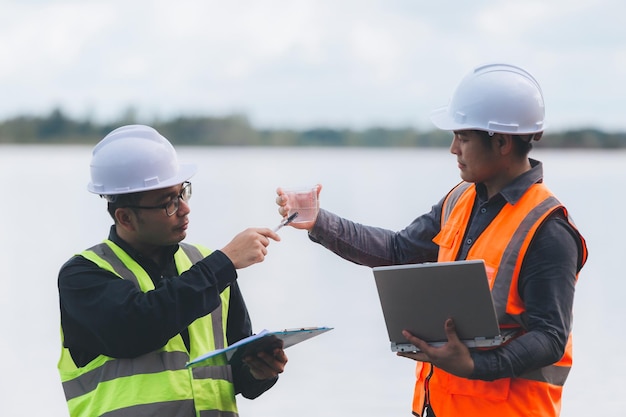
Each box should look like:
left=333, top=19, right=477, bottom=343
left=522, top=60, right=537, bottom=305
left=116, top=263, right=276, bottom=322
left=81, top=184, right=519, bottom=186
left=123, top=181, right=192, bottom=217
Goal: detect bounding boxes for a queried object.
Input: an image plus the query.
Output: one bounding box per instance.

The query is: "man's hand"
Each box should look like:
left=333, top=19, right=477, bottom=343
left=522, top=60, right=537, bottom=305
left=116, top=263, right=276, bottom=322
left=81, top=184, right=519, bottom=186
left=221, top=228, right=280, bottom=269
left=243, top=348, right=288, bottom=380
left=397, top=318, right=475, bottom=378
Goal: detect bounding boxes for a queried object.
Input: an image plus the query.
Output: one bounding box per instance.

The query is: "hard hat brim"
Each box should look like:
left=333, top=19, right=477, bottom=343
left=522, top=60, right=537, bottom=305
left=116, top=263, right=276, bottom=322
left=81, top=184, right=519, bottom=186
left=429, top=106, right=464, bottom=131
left=87, top=163, right=197, bottom=195
left=429, top=106, right=545, bottom=134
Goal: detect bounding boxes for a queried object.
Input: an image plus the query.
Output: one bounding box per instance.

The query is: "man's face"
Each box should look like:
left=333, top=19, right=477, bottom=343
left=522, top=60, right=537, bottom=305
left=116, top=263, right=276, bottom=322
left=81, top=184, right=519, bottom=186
left=449, top=130, right=502, bottom=184
left=130, top=183, right=191, bottom=248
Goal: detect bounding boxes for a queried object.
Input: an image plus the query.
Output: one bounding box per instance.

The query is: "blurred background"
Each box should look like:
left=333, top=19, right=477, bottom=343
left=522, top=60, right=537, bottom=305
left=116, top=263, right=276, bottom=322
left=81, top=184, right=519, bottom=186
left=0, top=1, right=624, bottom=416
left=0, top=0, right=624, bottom=134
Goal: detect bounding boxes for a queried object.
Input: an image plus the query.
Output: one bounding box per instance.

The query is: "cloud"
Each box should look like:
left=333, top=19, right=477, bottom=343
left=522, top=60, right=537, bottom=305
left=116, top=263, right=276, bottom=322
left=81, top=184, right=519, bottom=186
left=0, top=0, right=624, bottom=131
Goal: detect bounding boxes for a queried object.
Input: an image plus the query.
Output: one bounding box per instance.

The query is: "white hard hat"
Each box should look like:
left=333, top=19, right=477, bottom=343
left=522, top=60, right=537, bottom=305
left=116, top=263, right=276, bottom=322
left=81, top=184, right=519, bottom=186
left=430, top=63, right=545, bottom=135
left=87, top=125, right=197, bottom=196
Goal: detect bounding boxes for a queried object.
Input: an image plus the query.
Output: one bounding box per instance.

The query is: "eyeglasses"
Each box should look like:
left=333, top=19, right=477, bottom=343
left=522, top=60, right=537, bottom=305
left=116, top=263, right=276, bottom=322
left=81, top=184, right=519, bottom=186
left=124, top=181, right=192, bottom=217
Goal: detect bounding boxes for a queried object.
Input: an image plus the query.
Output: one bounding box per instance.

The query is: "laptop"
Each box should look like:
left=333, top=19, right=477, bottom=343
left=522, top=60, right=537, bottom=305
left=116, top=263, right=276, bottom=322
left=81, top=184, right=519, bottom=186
left=373, top=260, right=504, bottom=352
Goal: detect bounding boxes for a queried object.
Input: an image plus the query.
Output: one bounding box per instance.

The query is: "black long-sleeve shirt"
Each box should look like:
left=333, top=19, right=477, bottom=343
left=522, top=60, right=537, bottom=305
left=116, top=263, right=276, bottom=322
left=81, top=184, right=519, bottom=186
left=309, top=159, right=586, bottom=380
left=58, top=227, right=277, bottom=398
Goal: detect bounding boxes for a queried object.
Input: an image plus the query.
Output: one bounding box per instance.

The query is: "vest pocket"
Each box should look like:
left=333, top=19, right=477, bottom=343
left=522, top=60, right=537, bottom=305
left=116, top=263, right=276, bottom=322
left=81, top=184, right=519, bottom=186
left=432, top=221, right=461, bottom=250
left=442, top=371, right=510, bottom=401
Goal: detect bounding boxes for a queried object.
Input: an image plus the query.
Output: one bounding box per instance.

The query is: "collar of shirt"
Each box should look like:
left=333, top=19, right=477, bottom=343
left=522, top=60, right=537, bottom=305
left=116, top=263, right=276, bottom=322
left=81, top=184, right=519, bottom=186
left=474, top=158, right=544, bottom=205
left=107, top=225, right=180, bottom=285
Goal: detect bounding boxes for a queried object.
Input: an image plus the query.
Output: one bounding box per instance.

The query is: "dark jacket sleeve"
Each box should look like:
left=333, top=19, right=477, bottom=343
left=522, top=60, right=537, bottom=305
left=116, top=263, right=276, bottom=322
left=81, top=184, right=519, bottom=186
left=308, top=206, right=442, bottom=267
left=469, top=215, right=582, bottom=380
left=58, top=250, right=237, bottom=365
left=226, top=281, right=278, bottom=398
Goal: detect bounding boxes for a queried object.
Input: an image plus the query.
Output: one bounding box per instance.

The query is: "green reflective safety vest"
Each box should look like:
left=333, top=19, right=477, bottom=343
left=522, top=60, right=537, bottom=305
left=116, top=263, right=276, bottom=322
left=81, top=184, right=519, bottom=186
left=58, top=240, right=238, bottom=417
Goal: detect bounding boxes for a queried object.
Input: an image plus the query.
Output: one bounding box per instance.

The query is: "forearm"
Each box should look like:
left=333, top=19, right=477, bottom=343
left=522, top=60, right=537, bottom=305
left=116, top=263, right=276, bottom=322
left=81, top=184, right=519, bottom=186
left=470, top=216, right=580, bottom=380
left=308, top=209, right=396, bottom=266
left=59, top=250, right=237, bottom=358
left=308, top=209, right=440, bottom=267
left=227, top=282, right=278, bottom=398
left=470, top=330, right=566, bottom=380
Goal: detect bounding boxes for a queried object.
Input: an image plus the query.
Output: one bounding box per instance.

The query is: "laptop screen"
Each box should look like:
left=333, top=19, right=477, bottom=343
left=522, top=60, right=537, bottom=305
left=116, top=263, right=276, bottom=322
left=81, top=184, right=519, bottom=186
left=373, top=260, right=503, bottom=352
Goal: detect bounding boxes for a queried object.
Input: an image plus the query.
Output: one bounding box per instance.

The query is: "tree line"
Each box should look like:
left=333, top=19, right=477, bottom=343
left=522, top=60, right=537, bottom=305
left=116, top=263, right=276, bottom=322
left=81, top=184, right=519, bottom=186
left=1, top=108, right=624, bottom=148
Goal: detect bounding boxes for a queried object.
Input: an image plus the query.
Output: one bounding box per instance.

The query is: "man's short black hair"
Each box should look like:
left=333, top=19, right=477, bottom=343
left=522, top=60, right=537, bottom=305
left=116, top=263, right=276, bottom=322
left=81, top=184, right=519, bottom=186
left=473, top=130, right=534, bottom=157
left=104, top=193, right=143, bottom=221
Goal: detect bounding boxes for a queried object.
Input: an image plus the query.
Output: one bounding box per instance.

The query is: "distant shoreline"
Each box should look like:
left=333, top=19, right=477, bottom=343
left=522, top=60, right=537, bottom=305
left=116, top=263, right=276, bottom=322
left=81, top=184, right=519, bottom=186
left=1, top=109, right=623, bottom=148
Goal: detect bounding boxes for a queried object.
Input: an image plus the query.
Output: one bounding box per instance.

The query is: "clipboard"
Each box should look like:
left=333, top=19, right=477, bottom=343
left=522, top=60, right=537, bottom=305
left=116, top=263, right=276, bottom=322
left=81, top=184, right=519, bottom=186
left=186, top=326, right=333, bottom=367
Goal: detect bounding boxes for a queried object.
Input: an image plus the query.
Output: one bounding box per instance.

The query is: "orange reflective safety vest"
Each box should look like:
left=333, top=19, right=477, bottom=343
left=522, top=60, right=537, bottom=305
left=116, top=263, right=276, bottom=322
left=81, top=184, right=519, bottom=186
left=411, top=181, right=588, bottom=417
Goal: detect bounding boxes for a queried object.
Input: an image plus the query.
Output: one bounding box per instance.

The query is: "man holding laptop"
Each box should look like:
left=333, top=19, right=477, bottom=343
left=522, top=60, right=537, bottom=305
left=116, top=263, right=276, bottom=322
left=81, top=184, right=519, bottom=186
left=372, top=259, right=506, bottom=353
left=275, top=63, right=588, bottom=417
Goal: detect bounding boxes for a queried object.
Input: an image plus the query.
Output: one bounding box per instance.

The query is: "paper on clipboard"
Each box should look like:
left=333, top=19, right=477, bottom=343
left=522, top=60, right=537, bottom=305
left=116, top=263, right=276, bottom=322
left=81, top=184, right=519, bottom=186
left=186, top=326, right=333, bottom=367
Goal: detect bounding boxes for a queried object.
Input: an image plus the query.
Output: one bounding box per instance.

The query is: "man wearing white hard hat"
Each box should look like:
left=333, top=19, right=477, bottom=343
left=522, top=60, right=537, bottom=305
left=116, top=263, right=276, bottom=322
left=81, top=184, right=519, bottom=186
left=58, top=125, right=287, bottom=417
left=275, top=64, right=588, bottom=416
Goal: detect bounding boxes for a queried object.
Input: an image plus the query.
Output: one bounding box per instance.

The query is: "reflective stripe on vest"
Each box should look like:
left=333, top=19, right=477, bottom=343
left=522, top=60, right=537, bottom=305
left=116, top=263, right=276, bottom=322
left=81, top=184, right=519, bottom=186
left=58, top=240, right=237, bottom=417
left=409, top=181, right=588, bottom=417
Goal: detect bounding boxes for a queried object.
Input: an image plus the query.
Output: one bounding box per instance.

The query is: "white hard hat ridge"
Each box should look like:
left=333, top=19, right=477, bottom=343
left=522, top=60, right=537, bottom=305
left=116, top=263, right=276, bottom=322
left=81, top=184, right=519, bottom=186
left=87, top=124, right=197, bottom=195
left=430, top=63, right=546, bottom=135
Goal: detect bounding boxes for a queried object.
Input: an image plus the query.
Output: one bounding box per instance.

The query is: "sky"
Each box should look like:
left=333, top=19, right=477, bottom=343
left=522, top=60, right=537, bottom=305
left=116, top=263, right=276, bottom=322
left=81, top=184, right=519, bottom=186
left=1, top=0, right=624, bottom=132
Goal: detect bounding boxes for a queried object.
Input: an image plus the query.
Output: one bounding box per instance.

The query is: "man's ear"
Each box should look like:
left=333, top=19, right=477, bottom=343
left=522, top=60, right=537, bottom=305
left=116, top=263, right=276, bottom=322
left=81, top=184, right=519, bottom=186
left=494, top=133, right=513, bottom=154
left=115, top=208, right=136, bottom=231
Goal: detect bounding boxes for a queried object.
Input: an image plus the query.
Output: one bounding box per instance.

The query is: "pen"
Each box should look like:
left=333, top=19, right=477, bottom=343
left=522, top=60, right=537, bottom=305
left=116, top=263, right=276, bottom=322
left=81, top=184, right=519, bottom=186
left=273, top=212, right=299, bottom=232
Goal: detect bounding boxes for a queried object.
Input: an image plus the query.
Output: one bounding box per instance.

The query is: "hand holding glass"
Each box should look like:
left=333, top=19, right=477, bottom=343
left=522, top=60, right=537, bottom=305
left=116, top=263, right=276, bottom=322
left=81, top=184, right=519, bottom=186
left=281, top=185, right=319, bottom=224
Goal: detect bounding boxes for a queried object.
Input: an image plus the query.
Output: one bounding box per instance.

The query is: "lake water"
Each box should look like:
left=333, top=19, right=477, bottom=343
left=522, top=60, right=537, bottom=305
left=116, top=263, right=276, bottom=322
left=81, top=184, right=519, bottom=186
left=0, top=145, right=621, bottom=416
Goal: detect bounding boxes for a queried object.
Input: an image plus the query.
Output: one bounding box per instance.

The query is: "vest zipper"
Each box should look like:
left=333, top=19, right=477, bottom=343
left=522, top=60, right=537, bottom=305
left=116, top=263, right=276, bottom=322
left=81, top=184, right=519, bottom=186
left=422, top=365, right=435, bottom=417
